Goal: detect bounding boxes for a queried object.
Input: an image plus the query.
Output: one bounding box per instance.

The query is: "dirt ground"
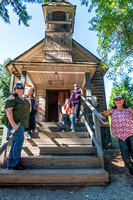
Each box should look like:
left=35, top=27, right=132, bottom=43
left=104, top=149, right=133, bottom=187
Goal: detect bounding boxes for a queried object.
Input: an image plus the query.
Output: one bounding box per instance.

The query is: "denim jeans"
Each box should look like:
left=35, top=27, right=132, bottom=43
left=118, top=136, right=133, bottom=168
left=61, top=114, right=76, bottom=131
left=6, top=125, right=25, bottom=168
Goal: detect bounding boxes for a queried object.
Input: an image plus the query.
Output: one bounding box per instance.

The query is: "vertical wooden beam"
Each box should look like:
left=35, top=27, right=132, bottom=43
left=85, top=73, right=91, bottom=99
left=21, top=71, right=27, bottom=92
left=10, top=73, right=15, bottom=94
left=85, top=73, right=93, bottom=128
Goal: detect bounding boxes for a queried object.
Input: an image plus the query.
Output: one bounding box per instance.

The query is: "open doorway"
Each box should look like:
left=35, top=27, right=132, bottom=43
left=46, top=90, right=70, bottom=122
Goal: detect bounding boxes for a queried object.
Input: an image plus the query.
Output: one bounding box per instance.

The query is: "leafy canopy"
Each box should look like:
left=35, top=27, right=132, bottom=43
left=109, top=75, right=133, bottom=108
left=80, top=0, right=133, bottom=79
left=0, top=59, right=11, bottom=121
left=0, top=0, right=43, bottom=26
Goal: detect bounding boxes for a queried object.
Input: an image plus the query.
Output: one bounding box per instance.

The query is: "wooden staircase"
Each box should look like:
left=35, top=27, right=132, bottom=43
left=0, top=122, right=109, bottom=186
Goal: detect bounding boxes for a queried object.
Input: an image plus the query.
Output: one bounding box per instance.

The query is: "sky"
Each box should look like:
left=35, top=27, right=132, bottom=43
left=0, top=0, right=112, bottom=107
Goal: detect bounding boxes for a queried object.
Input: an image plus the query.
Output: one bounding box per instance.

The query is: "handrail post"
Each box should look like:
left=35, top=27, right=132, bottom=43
left=0, top=126, right=8, bottom=167
left=93, top=113, right=102, bottom=148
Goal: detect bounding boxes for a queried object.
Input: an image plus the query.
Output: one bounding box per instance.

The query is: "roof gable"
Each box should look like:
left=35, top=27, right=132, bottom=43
left=12, top=38, right=100, bottom=64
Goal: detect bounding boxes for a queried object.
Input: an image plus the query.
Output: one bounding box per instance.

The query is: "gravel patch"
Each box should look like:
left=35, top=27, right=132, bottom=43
left=0, top=181, right=133, bottom=200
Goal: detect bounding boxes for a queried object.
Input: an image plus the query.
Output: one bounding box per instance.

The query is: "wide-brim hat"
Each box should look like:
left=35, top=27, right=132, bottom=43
left=114, top=94, right=124, bottom=100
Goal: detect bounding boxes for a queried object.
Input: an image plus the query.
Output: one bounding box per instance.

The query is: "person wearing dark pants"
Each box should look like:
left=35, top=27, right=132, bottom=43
left=70, top=83, right=83, bottom=122
left=118, top=136, right=133, bottom=173
left=99, top=94, right=133, bottom=175
left=1, top=82, right=31, bottom=172
left=25, top=87, right=37, bottom=139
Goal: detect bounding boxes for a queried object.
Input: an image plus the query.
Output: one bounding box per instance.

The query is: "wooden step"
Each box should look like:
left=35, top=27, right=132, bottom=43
left=19, top=155, right=101, bottom=169
left=21, top=146, right=96, bottom=156
left=36, top=126, right=87, bottom=132
left=26, top=131, right=90, bottom=139
left=0, top=168, right=109, bottom=186
left=37, top=122, right=86, bottom=127
left=39, top=146, right=97, bottom=155
left=23, top=138, right=92, bottom=146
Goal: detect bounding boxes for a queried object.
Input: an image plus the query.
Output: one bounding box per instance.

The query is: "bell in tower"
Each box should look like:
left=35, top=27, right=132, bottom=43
left=42, top=0, right=76, bottom=63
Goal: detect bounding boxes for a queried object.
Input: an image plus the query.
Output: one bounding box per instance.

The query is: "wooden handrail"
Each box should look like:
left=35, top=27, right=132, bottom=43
left=0, top=135, right=12, bottom=155
left=80, top=111, right=104, bottom=168
left=81, top=96, right=106, bottom=124
left=80, top=96, right=105, bottom=168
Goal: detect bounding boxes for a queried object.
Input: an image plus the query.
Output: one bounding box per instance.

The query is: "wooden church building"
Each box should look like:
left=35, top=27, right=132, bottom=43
left=6, top=0, right=107, bottom=123
left=0, top=0, right=111, bottom=186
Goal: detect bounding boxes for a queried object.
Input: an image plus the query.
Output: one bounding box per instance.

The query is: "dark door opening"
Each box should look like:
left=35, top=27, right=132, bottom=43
left=46, top=90, right=70, bottom=122
left=47, top=90, right=58, bottom=122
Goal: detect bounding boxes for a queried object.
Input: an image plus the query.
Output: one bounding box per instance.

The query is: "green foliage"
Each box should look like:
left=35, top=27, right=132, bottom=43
left=0, top=0, right=42, bottom=26
left=109, top=75, right=133, bottom=108
left=80, top=0, right=133, bottom=80
left=0, top=59, right=11, bottom=121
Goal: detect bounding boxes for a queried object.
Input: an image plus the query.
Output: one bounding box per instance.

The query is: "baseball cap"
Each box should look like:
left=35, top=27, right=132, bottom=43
left=14, top=82, right=24, bottom=89
left=114, top=94, right=123, bottom=100
left=74, top=83, right=78, bottom=87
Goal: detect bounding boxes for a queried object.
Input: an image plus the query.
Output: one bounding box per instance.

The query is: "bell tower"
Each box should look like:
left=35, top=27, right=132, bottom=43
left=42, top=0, right=76, bottom=63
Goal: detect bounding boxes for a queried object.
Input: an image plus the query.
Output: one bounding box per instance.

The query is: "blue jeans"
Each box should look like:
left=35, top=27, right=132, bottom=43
left=118, top=136, right=133, bottom=168
left=6, top=125, right=25, bottom=168
left=61, top=114, right=76, bottom=131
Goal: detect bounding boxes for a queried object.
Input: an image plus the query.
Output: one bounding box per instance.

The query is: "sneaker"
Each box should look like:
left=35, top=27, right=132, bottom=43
left=71, top=129, right=76, bottom=132
left=25, top=133, right=31, bottom=139
left=61, top=128, right=65, bottom=132
left=75, top=119, right=79, bottom=122
left=9, top=163, right=29, bottom=172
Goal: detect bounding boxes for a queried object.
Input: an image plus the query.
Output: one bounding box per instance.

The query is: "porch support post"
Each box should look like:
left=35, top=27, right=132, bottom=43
left=85, top=72, right=91, bottom=99
left=85, top=72, right=93, bottom=128
left=21, top=71, right=27, bottom=92
left=10, top=73, right=15, bottom=94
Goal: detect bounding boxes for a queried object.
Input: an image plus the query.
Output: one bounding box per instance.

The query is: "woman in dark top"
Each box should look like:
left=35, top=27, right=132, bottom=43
left=25, top=87, right=37, bottom=139
left=70, top=83, right=83, bottom=122
left=2, top=82, right=31, bottom=171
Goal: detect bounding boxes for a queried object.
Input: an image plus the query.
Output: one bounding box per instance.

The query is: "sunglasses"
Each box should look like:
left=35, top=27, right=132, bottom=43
left=16, top=87, right=24, bottom=89
left=114, top=98, right=123, bottom=101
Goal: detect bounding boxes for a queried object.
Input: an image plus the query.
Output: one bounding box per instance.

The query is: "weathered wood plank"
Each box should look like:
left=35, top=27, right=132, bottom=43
left=19, top=155, right=100, bottom=169
left=0, top=168, right=109, bottom=185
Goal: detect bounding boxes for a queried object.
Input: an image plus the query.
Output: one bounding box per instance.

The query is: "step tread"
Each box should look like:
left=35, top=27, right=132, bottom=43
left=21, top=146, right=97, bottom=156
left=21, top=155, right=98, bottom=158
left=0, top=168, right=108, bottom=174
left=0, top=168, right=109, bottom=185
left=26, top=132, right=90, bottom=138
left=24, top=138, right=92, bottom=144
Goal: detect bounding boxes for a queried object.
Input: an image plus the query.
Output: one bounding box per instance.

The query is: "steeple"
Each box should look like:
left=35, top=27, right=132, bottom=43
left=42, top=0, right=76, bottom=62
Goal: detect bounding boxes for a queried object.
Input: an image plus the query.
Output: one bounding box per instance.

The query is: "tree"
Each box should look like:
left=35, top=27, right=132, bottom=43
left=0, top=59, right=11, bottom=121
left=0, top=0, right=44, bottom=26
left=109, top=75, right=133, bottom=108
left=1, top=0, right=132, bottom=78
left=80, top=0, right=133, bottom=79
